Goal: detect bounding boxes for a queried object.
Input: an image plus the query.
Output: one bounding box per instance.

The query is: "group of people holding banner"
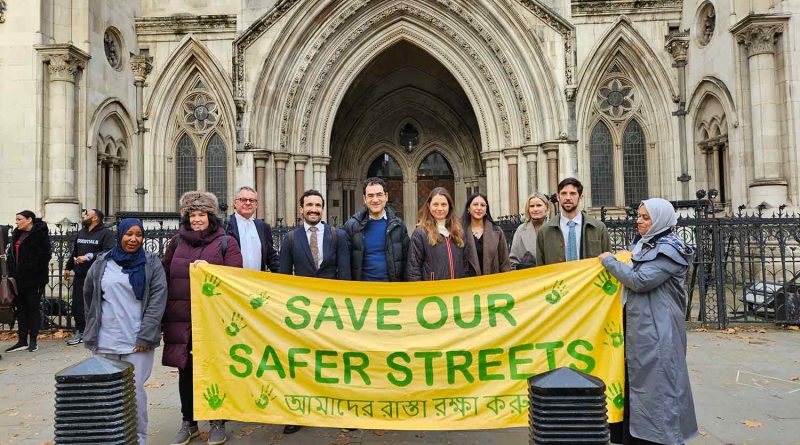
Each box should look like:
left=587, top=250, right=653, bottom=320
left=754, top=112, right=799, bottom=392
left=1, top=172, right=698, bottom=445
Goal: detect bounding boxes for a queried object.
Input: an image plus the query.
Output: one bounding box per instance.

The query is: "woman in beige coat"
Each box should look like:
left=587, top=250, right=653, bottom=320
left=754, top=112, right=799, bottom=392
left=509, top=193, right=550, bottom=269
left=461, top=193, right=511, bottom=276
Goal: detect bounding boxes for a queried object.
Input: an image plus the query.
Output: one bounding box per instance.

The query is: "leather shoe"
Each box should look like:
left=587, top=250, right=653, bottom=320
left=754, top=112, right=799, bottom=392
left=283, top=425, right=302, bottom=434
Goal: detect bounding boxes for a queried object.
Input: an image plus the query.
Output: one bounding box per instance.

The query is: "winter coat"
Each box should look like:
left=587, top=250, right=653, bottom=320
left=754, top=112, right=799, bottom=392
left=65, top=224, right=115, bottom=276
left=8, top=219, right=52, bottom=288
left=601, top=234, right=699, bottom=445
left=509, top=220, right=539, bottom=269
left=535, top=212, right=610, bottom=266
left=406, top=227, right=470, bottom=281
left=464, top=220, right=511, bottom=276
left=161, top=226, right=243, bottom=369
left=82, top=251, right=168, bottom=351
left=343, top=207, right=409, bottom=281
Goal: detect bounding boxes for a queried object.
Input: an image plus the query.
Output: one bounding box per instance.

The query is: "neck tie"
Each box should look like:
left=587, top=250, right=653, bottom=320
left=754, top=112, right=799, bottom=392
left=309, top=225, right=320, bottom=268
left=566, top=220, right=578, bottom=261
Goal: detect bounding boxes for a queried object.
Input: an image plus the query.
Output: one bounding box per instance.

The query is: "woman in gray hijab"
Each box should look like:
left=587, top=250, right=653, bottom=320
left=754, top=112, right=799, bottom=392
left=598, top=198, right=698, bottom=445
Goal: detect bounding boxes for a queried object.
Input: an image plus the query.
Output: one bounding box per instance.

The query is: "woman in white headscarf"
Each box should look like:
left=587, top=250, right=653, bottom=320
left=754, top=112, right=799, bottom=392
left=598, top=198, right=698, bottom=445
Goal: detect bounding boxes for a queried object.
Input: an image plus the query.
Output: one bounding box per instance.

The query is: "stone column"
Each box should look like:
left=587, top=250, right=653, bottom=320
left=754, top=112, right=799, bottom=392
left=481, top=151, right=501, bottom=213
left=38, top=45, right=89, bottom=224
left=312, top=156, right=330, bottom=221
left=294, top=155, right=309, bottom=200
left=131, top=52, right=153, bottom=211
left=542, top=143, right=559, bottom=194
left=522, top=144, right=539, bottom=196
left=734, top=20, right=789, bottom=206
left=666, top=31, right=692, bottom=199
left=273, top=153, right=290, bottom=225
left=253, top=150, right=270, bottom=219
left=503, top=148, right=520, bottom=215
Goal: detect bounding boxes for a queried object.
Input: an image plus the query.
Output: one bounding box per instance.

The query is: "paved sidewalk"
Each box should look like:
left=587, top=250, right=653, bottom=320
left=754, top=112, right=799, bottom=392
left=0, top=330, right=798, bottom=445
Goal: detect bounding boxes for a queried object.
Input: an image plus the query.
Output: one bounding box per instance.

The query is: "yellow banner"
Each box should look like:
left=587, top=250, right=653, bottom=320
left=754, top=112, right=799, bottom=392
left=190, top=254, right=628, bottom=429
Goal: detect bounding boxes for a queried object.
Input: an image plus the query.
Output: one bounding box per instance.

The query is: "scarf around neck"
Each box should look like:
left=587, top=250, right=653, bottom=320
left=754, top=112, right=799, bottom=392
left=110, top=218, right=147, bottom=300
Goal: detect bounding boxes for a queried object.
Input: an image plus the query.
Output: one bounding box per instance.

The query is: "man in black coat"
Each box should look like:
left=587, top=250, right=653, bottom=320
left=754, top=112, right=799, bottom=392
left=343, top=177, right=409, bottom=281
left=226, top=186, right=280, bottom=272
left=63, top=209, right=115, bottom=345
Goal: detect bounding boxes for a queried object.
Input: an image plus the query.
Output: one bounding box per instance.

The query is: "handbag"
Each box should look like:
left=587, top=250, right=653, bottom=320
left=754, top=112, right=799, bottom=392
left=0, top=226, right=17, bottom=306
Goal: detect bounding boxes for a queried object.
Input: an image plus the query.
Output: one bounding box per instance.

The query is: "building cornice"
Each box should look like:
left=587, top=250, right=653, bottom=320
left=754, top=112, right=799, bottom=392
left=134, top=14, right=237, bottom=36
left=572, top=0, right=682, bottom=16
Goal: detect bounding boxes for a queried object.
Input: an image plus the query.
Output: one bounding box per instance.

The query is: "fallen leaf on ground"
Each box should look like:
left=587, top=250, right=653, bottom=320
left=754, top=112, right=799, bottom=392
left=787, top=325, right=799, bottom=331
left=742, top=420, right=762, bottom=428
left=693, top=328, right=708, bottom=332
left=144, top=383, right=163, bottom=388
left=723, top=328, right=737, bottom=334
left=790, top=376, right=799, bottom=381
left=372, top=430, right=386, bottom=436
left=39, top=442, right=55, bottom=445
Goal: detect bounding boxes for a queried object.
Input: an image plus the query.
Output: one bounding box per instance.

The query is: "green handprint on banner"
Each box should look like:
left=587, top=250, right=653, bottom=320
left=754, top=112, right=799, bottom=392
left=223, top=312, right=248, bottom=337
left=606, top=382, right=624, bottom=410
left=254, top=384, right=276, bottom=410
left=249, top=291, right=271, bottom=310
left=202, top=273, right=222, bottom=297
left=545, top=280, right=569, bottom=305
left=603, top=321, right=624, bottom=348
left=594, top=271, right=619, bottom=296
left=203, top=384, right=226, bottom=410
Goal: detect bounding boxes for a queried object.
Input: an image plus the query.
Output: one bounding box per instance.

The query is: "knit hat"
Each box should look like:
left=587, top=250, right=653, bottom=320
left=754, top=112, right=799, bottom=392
left=179, top=191, right=219, bottom=216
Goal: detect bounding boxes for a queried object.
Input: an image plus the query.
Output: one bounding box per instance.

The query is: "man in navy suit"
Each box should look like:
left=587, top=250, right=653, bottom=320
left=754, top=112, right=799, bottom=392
left=226, top=186, right=280, bottom=272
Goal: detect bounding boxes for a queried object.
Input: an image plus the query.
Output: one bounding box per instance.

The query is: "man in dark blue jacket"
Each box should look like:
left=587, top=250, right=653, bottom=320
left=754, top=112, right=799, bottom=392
left=226, top=186, right=280, bottom=272
left=63, top=209, right=114, bottom=345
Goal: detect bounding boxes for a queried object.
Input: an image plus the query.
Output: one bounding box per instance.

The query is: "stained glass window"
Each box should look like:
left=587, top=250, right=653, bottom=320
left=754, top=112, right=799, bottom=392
left=623, top=120, right=649, bottom=206
left=589, top=122, right=614, bottom=206
left=205, top=134, right=227, bottom=210
left=175, top=135, right=197, bottom=208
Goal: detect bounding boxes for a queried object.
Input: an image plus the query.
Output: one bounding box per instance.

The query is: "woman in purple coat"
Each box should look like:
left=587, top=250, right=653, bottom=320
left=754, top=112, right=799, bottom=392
left=162, top=191, right=242, bottom=445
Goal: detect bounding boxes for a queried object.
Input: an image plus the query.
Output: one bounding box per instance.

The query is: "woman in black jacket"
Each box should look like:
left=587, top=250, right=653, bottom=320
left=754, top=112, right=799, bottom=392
left=5, top=211, right=51, bottom=352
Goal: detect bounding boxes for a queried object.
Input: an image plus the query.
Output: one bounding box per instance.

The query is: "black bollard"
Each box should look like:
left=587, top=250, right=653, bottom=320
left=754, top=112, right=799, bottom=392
left=54, top=356, right=138, bottom=444
left=528, top=367, right=610, bottom=444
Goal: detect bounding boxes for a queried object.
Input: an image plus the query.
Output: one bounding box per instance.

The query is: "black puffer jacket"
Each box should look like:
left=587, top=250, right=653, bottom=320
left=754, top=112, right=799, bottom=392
left=343, top=207, right=409, bottom=281
left=8, top=219, right=52, bottom=288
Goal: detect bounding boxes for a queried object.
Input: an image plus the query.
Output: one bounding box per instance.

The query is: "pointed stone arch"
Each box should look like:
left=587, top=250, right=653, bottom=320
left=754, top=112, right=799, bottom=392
left=86, top=99, right=136, bottom=216
left=576, top=16, right=676, bottom=207
left=146, top=35, right=237, bottom=210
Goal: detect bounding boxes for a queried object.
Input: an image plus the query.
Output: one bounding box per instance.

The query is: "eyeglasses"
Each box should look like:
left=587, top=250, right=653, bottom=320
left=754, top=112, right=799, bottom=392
left=366, top=193, right=386, bottom=199
left=236, top=198, right=258, bottom=204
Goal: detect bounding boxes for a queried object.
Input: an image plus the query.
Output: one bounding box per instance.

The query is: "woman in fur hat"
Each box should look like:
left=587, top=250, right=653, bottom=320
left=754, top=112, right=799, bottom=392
left=162, top=191, right=243, bottom=445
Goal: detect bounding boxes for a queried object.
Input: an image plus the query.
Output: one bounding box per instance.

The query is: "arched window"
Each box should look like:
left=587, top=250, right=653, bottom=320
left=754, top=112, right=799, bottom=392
left=367, top=153, right=403, bottom=179
left=417, top=151, right=455, bottom=209
left=589, top=121, right=614, bottom=207
left=622, top=120, right=648, bottom=206
left=205, top=134, right=227, bottom=208
left=175, top=134, right=197, bottom=206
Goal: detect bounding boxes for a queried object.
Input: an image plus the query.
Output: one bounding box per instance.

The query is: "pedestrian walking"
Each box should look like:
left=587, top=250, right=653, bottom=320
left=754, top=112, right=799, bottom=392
left=162, top=191, right=243, bottom=445
left=83, top=218, right=168, bottom=445
left=407, top=187, right=470, bottom=281
left=461, top=192, right=511, bottom=276
left=5, top=211, right=51, bottom=353
left=63, top=208, right=115, bottom=345
left=343, top=177, right=409, bottom=281
left=535, top=177, right=610, bottom=265
left=509, top=192, right=551, bottom=269
left=599, top=198, right=698, bottom=445
left=226, top=186, right=280, bottom=272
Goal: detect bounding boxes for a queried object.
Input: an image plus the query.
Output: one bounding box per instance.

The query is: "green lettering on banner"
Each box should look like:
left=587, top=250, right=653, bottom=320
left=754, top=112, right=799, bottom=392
left=314, top=298, right=344, bottom=330
left=446, top=350, right=474, bottom=384
left=414, top=351, right=443, bottom=386
left=345, top=298, right=371, bottom=331
left=229, top=343, right=253, bottom=378
left=315, top=350, right=339, bottom=384
left=567, top=339, right=596, bottom=373
left=508, top=343, right=535, bottom=380
left=478, top=348, right=505, bottom=381
left=257, top=345, right=286, bottom=378
left=452, top=295, right=482, bottom=329
left=487, top=293, right=517, bottom=327
left=343, top=352, right=371, bottom=385
left=535, top=341, right=565, bottom=370
left=288, top=347, right=310, bottom=378
left=417, top=296, right=447, bottom=330
left=386, top=352, right=412, bottom=387
left=285, top=296, right=311, bottom=329
left=377, top=298, right=402, bottom=331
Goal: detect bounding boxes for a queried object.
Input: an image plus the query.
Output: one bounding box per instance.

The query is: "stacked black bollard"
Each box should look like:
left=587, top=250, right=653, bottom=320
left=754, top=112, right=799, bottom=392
left=528, top=367, right=610, bottom=444
left=54, top=356, right=138, bottom=444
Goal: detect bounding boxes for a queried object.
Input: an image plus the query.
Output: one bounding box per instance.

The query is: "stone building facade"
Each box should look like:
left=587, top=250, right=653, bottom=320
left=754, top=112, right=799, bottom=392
left=0, top=0, right=797, bottom=227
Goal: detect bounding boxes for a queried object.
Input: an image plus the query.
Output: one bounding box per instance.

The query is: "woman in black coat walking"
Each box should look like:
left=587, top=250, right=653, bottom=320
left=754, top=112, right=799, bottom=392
left=5, top=211, right=51, bottom=353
